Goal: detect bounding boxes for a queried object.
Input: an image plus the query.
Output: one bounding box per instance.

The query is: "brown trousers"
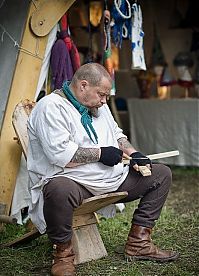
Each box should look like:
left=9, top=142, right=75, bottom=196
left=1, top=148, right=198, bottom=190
left=43, top=164, right=172, bottom=244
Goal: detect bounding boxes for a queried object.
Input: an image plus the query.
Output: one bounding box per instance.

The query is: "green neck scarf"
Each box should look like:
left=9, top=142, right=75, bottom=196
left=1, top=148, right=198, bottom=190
left=62, top=81, right=98, bottom=144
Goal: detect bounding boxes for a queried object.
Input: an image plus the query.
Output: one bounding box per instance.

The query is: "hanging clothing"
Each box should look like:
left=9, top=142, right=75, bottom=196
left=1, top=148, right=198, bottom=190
left=50, top=13, right=80, bottom=90
left=150, top=23, right=166, bottom=68
left=50, top=39, right=74, bottom=90
left=111, top=1, right=146, bottom=70
left=59, top=13, right=81, bottom=72
left=111, top=0, right=132, bottom=48
left=103, top=9, right=116, bottom=95
left=159, top=65, right=176, bottom=87
left=131, top=3, right=146, bottom=70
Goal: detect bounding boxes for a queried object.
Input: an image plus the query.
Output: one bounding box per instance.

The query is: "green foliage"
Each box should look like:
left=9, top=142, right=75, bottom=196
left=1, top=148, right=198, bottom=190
left=0, top=168, right=198, bottom=275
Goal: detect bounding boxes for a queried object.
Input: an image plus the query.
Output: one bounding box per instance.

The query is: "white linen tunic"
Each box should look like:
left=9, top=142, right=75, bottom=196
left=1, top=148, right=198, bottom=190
left=27, top=92, right=129, bottom=233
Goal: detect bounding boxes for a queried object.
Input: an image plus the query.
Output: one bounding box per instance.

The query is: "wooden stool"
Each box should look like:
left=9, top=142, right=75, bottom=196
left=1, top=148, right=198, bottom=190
left=72, top=191, right=127, bottom=264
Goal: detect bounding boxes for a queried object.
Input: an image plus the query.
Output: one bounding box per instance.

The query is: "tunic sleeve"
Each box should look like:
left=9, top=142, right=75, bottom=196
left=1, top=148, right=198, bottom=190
left=33, top=101, right=78, bottom=167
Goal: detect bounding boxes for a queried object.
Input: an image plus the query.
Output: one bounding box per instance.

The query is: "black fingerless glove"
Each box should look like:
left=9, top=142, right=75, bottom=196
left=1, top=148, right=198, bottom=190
left=99, top=146, right=123, bottom=167
left=130, top=151, right=152, bottom=167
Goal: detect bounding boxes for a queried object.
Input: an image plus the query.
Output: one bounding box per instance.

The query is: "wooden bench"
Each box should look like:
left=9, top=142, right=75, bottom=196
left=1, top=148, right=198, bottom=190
left=7, top=99, right=128, bottom=264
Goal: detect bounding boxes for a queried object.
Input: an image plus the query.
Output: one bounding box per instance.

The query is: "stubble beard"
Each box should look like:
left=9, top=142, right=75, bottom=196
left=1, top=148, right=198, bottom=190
left=89, top=107, right=99, bottom=117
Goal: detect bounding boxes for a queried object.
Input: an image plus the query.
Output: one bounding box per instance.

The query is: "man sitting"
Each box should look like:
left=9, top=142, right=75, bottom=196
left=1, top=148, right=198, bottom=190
left=27, top=63, right=179, bottom=276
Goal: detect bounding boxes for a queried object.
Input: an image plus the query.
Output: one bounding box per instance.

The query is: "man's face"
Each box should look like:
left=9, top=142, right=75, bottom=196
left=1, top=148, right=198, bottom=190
left=80, top=77, right=112, bottom=108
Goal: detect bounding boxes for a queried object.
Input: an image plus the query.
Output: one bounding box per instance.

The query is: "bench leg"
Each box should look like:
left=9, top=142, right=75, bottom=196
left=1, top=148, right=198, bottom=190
left=72, top=223, right=107, bottom=265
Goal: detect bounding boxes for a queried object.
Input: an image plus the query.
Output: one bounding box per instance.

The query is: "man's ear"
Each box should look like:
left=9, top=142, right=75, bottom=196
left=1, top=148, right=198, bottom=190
left=80, top=80, right=88, bottom=91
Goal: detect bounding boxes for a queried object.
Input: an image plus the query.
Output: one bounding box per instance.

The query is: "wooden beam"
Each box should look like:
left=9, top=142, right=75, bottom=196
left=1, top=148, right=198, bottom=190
left=0, top=215, right=17, bottom=224
left=0, top=0, right=49, bottom=216
left=30, top=0, right=76, bottom=37
left=72, top=224, right=107, bottom=265
left=73, top=213, right=98, bottom=228
left=0, top=0, right=77, bottom=217
left=0, top=228, right=41, bottom=249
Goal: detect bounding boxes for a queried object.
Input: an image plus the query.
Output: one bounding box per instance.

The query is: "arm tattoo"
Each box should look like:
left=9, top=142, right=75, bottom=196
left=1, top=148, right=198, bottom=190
left=71, top=147, right=100, bottom=164
left=118, top=137, right=133, bottom=149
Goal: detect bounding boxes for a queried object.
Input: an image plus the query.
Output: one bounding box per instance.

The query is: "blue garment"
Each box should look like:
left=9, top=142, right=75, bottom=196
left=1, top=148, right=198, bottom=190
left=111, top=1, right=132, bottom=48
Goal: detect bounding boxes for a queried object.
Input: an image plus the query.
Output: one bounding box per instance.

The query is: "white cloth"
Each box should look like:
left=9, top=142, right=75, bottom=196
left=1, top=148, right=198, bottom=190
left=10, top=25, right=58, bottom=223
left=34, top=24, right=58, bottom=100
left=27, top=93, right=129, bottom=233
left=131, top=3, right=146, bottom=70
left=177, top=65, right=192, bottom=82
left=127, top=98, right=199, bottom=166
left=10, top=155, right=31, bottom=224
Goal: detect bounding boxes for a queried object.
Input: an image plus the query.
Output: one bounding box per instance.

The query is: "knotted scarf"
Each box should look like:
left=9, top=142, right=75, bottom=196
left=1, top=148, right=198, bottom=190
left=62, top=82, right=98, bottom=144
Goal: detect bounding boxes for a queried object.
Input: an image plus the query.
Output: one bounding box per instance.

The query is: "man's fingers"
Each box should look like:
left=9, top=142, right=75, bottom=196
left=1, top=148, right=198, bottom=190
left=122, top=153, right=132, bottom=160
left=146, top=164, right=152, bottom=170
left=133, top=164, right=139, bottom=171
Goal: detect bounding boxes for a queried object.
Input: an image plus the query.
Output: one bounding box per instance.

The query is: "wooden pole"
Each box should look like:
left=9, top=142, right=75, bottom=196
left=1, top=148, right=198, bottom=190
left=0, top=0, right=49, bottom=217
left=0, top=0, right=77, bottom=217
left=0, top=215, right=17, bottom=224
left=147, top=150, right=179, bottom=160
left=123, top=150, right=180, bottom=165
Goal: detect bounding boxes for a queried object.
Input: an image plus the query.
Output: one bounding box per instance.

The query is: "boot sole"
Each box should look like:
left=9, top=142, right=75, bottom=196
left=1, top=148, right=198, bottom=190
left=125, top=253, right=179, bottom=263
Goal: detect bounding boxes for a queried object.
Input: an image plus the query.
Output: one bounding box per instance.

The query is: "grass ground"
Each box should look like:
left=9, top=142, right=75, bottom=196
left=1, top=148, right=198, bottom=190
left=0, top=167, right=198, bottom=276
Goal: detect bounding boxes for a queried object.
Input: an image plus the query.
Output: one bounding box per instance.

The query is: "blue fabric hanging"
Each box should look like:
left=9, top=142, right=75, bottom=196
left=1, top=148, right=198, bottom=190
left=111, top=0, right=132, bottom=48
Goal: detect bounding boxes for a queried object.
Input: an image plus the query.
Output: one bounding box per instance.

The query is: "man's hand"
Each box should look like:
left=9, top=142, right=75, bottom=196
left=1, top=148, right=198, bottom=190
left=130, top=151, right=152, bottom=171
left=99, top=146, right=123, bottom=167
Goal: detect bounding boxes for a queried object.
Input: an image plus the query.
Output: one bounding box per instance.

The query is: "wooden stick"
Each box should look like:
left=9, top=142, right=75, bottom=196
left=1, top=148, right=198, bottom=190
left=0, top=215, right=17, bottom=224
left=124, top=150, right=179, bottom=176
left=147, top=150, right=179, bottom=160
left=138, top=166, right=151, bottom=176
left=123, top=150, right=179, bottom=165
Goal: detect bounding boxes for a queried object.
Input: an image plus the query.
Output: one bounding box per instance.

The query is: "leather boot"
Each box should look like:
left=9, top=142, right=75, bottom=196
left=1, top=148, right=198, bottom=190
left=51, top=240, right=76, bottom=276
left=125, top=224, right=179, bottom=262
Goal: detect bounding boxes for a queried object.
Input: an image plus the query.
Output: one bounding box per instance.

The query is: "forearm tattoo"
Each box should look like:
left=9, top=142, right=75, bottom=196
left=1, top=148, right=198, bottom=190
left=118, top=137, right=133, bottom=149
left=71, top=147, right=100, bottom=164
